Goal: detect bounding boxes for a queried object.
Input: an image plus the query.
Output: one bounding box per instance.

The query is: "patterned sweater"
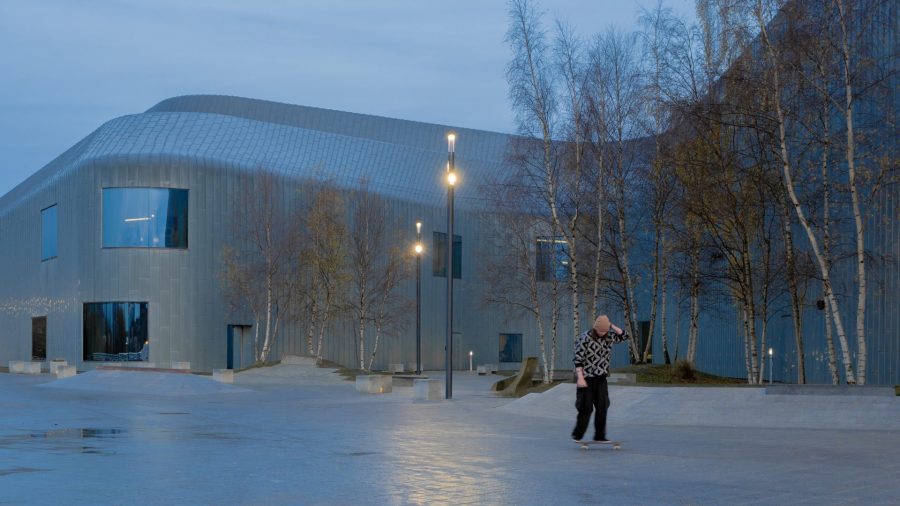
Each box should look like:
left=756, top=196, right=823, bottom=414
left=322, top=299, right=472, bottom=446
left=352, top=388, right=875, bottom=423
left=573, top=329, right=630, bottom=378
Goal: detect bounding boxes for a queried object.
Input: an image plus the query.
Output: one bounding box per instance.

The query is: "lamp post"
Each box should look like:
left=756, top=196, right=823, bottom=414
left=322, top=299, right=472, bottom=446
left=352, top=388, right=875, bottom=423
left=768, top=347, right=773, bottom=385
left=414, top=221, right=423, bottom=375
left=446, top=132, right=457, bottom=399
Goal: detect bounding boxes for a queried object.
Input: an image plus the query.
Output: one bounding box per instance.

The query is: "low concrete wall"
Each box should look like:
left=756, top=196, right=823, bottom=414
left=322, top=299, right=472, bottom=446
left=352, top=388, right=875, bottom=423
left=389, top=363, right=405, bottom=373
left=413, top=379, right=442, bottom=400
left=213, top=369, right=234, bottom=384
left=609, top=373, right=636, bottom=384
left=356, top=375, right=392, bottom=394
left=171, top=361, right=191, bottom=371
left=281, top=355, right=317, bottom=366
left=765, top=384, right=895, bottom=396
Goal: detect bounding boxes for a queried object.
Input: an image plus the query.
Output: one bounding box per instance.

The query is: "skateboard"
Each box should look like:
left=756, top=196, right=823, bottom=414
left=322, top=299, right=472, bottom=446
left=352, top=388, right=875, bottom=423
left=573, top=439, right=621, bottom=450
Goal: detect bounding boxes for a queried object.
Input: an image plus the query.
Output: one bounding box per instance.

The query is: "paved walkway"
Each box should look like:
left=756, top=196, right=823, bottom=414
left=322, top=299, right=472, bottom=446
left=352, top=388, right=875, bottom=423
left=1, top=367, right=898, bottom=505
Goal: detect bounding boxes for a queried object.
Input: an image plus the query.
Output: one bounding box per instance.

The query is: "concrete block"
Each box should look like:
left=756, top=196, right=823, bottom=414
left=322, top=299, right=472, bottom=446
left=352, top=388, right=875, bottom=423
left=355, top=375, right=392, bottom=394
left=213, top=369, right=234, bottom=384
left=55, top=365, right=76, bottom=379
left=609, top=373, right=636, bottom=384
left=22, top=362, right=42, bottom=375
left=50, top=359, right=68, bottom=375
left=478, top=364, right=497, bottom=375
left=392, top=374, right=426, bottom=387
left=171, top=361, right=191, bottom=370
left=389, top=363, right=405, bottom=374
left=9, top=361, right=25, bottom=374
left=413, top=379, right=443, bottom=400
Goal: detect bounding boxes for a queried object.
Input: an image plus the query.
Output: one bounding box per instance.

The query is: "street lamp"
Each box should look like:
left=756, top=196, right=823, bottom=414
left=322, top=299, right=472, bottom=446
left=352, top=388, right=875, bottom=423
left=414, top=221, right=423, bottom=375
left=768, top=347, right=773, bottom=385
left=445, top=132, right=457, bottom=399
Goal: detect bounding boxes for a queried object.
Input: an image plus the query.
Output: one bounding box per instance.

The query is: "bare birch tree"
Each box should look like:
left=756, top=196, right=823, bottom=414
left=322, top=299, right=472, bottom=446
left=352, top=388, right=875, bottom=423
left=220, top=170, right=299, bottom=363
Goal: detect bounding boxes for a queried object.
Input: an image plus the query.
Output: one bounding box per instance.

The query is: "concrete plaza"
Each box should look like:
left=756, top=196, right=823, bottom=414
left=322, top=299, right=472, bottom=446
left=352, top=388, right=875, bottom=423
left=1, top=364, right=898, bottom=505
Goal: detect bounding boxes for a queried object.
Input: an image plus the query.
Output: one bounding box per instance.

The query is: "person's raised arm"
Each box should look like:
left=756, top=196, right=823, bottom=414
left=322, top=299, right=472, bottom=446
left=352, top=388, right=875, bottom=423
left=608, top=322, right=630, bottom=343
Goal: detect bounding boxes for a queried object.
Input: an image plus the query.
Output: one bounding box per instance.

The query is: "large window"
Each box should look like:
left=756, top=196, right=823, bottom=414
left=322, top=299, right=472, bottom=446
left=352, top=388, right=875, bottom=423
left=83, top=302, right=149, bottom=362
left=41, top=205, right=58, bottom=260
left=103, top=188, right=188, bottom=248
left=536, top=237, right=569, bottom=282
left=433, top=232, right=461, bottom=278
left=499, top=333, right=523, bottom=363
left=32, top=317, right=47, bottom=361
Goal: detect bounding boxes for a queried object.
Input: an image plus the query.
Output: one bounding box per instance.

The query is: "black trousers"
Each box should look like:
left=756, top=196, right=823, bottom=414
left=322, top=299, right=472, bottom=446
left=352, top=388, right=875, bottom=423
left=572, top=375, right=609, bottom=440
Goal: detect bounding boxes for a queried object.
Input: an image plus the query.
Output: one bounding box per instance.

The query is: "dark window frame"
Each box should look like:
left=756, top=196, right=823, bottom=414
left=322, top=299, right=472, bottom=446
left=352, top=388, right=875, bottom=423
left=499, top=333, right=523, bottom=363
left=32, top=316, right=47, bottom=361
left=536, top=237, right=569, bottom=282
left=41, top=204, right=58, bottom=261
left=432, top=231, right=461, bottom=279
left=82, top=302, right=149, bottom=362
left=101, top=187, right=189, bottom=249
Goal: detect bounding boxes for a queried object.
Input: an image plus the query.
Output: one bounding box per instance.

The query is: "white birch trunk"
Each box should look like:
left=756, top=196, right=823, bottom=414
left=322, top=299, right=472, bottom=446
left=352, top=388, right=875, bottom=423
left=755, top=3, right=856, bottom=383
left=835, top=0, right=866, bottom=384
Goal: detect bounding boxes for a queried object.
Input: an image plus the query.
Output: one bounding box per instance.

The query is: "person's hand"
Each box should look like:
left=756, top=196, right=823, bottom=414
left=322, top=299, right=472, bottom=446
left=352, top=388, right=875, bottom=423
left=577, top=377, right=587, bottom=388
left=610, top=323, right=622, bottom=335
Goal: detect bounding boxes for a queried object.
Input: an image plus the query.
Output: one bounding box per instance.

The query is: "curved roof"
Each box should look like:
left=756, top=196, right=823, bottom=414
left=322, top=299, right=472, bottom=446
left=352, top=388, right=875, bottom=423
left=1, top=95, right=515, bottom=211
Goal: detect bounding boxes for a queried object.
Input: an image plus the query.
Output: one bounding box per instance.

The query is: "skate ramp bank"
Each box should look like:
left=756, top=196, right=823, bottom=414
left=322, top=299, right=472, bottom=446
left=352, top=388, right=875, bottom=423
left=38, top=370, right=248, bottom=396
left=499, top=384, right=900, bottom=431
left=234, top=362, right=346, bottom=386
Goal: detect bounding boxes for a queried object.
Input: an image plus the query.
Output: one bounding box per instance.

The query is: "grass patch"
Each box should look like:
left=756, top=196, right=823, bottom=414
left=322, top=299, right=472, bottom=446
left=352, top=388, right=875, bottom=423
left=611, top=363, right=744, bottom=385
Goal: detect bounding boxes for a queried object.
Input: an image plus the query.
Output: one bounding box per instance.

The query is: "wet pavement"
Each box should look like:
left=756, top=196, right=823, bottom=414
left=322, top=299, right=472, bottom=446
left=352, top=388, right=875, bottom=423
left=1, top=368, right=898, bottom=505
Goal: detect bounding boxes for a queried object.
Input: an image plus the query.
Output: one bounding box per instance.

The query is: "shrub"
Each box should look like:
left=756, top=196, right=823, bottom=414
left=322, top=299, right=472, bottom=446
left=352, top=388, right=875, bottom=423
left=673, top=359, right=696, bottom=381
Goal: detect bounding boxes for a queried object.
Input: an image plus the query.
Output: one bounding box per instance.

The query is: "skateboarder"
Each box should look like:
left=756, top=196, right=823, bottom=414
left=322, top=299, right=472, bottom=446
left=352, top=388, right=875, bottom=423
left=571, top=315, right=630, bottom=442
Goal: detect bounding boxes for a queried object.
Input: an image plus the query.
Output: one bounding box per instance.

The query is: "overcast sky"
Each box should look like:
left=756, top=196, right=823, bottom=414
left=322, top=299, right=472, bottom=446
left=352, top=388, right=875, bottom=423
left=0, top=0, right=695, bottom=197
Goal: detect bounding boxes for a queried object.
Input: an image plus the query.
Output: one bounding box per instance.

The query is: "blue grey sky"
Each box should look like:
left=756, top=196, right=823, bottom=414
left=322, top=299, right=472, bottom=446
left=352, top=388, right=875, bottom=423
left=0, top=0, right=694, bottom=197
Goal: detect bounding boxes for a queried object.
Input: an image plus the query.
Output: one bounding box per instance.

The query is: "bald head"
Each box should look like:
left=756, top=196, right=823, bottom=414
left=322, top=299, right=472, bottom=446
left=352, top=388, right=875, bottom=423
left=593, top=315, right=610, bottom=336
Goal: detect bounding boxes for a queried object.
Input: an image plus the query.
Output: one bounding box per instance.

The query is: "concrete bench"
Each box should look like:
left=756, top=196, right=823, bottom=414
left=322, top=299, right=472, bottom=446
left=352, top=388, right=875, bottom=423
left=413, top=379, right=442, bottom=400
left=213, top=369, right=234, bottom=384
left=477, top=364, right=498, bottom=375
left=356, top=375, right=392, bottom=394
left=9, top=361, right=42, bottom=374
left=55, top=365, right=76, bottom=379
left=609, top=373, right=637, bottom=384
left=389, top=363, right=405, bottom=374
left=171, top=361, right=191, bottom=371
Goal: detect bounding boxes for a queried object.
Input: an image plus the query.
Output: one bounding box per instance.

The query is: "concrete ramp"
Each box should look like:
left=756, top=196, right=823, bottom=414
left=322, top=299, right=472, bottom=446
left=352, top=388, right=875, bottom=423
left=499, top=384, right=900, bottom=431
left=492, top=357, right=538, bottom=396
left=235, top=362, right=346, bottom=386
left=38, top=369, right=248, bottom=396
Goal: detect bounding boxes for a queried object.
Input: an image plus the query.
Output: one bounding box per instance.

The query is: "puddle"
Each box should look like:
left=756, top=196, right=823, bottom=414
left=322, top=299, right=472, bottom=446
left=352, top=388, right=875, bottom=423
left=31, top=428, right=125, bottom=439
left=0, top=466, right=48, bottom=476
left=0, top=427, right=125, bottom=456
left=346, top=451, right=379, bottom=457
